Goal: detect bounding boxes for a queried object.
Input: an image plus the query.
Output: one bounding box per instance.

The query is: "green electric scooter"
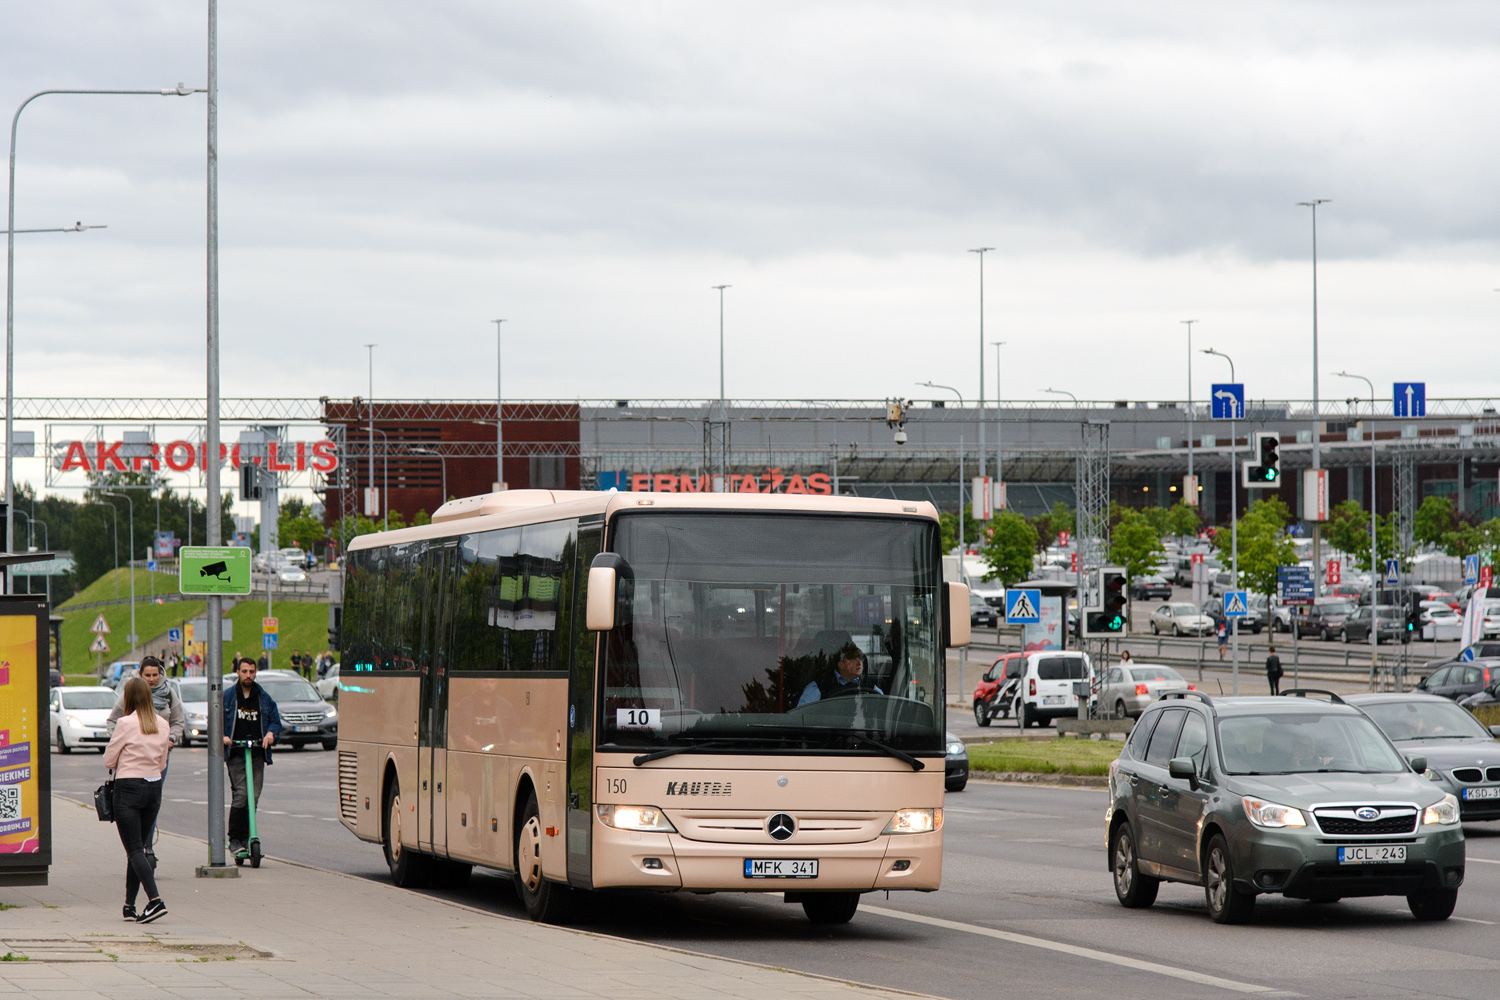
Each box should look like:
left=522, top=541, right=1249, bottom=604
left=229, top=740, right=263, bottom=869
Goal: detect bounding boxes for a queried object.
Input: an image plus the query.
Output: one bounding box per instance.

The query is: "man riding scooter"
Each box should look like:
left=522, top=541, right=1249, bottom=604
left=223, top=657, right=281, bottom=859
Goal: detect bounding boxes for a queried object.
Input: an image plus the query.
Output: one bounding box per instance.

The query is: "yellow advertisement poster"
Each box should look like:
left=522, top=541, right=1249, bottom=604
left=0, top=613, right=39, bottom=854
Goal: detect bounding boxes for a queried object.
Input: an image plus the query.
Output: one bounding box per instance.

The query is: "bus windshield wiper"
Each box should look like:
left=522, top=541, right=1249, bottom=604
left=630, top=736, right=797, bottom=766
left=750, top=724, right=925, bottom=771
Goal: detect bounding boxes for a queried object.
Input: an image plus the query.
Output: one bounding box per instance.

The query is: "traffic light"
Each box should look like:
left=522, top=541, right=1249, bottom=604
left=1406, top=595, right=1423, bottom=638
left=1243, top=432, right=1281, bottom=488
left=1084, top=568, right=1128, bottom=636
left=240, top=461, right=262, bottom=501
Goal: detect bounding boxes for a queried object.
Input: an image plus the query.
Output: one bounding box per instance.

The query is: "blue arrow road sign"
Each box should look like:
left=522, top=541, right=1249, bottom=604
left=1210, top=383, right=1245, bottom=420
left=1393, top=382, right=1426, bottom=418
left=167, top=628, right=182, bottom=643
left=1464, top=554, right=1479, bottom=585
left=1223, top=591, right=1249, bottom=617
left=262, top=633, right=278, bottom=650
left=1384, top=559, right=1400, bottom=585
left=1005, top=589, right=1042, bottom=623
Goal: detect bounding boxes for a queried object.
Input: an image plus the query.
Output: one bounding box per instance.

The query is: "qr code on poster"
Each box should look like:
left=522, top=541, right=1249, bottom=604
left=0, top=785, right=19, bottom=821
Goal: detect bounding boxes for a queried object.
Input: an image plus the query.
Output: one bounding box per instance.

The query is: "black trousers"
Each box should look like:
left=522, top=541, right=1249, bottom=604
left=1268, top=676, right=1281, bottom=695
left=227, top=751, right=266, bottom=844
left=113, top=778, right=162, bottom=905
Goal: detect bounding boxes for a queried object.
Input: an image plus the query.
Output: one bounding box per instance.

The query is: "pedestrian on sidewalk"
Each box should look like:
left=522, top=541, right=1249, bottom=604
left=1119, top=650, right=1133, bottom=664
left=1266, top=646, right=1284, bottom=696
left=102, top=677, right=171, bottom=924
left=223, top=657, right=282, bottom=856
left=1216, top=619, right=1228, bottom=660
left=106, top=657, right=183, bottom=868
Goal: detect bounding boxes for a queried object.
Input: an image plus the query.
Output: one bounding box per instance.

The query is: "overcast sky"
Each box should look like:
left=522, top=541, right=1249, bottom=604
left=5, top=0, right=1500, bottom=413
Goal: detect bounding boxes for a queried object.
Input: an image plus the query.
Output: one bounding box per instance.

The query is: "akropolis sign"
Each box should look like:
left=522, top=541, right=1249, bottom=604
left=54, top=439, right=338, bottom=474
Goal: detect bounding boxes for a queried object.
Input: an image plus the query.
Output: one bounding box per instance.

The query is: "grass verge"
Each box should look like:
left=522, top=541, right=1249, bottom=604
left=967, top=738, right=1124, bottom=777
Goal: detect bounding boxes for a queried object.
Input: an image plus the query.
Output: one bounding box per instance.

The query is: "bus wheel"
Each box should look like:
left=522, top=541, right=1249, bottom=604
left=383, top=778, right=431, bottom=888
left=802, top=892, right=860, bottom=924
left=514, top=790, right=571, bottom=923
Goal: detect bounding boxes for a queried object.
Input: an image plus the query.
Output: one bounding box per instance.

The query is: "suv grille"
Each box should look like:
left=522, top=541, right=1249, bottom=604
left=337, top=750, right=359, bottom=823
left=281, top=710, right=326, bottom=725
left=1313, top=807, right=1417, bottom=836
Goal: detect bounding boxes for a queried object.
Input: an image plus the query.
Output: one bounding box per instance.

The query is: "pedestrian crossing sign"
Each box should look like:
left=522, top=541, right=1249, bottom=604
left=1223, top=591, right=1248, bottom=618
left=1005, top=588, right=1042, bottom=624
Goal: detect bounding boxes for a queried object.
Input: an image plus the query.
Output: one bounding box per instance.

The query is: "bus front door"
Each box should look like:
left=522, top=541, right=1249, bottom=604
left=417, top=541, right=457, bottom=854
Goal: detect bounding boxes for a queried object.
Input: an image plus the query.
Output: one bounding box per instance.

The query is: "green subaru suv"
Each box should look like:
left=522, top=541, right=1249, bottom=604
left=1106, top=690, right=1465, bottom=923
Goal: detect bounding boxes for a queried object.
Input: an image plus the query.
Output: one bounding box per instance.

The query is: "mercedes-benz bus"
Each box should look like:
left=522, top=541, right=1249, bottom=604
left=334, top=488, right=968, bottom=924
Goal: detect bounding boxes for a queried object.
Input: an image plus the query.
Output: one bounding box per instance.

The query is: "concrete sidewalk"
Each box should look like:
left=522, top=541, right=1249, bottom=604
left=0, top=796, right=924, bottom=1000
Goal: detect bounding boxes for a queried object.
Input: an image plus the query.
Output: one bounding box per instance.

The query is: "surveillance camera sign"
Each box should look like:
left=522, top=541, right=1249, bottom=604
left=178, top=546, right=252, bottom=595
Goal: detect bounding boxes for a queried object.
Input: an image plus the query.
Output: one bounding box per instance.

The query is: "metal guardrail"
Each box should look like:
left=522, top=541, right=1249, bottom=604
left=60, top=580, right=329, bottom=614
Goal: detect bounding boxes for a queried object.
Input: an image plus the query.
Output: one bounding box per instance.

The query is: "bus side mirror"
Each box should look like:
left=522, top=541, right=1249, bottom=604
left=586, top=553, right=634, bottom=631
left=947, top=582, right=971, bottom=648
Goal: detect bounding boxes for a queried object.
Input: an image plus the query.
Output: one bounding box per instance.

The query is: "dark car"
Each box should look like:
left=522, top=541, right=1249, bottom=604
left=1293, top=599, right=1357, bottom=641
left=1130, top=576, right=1173, bottom=602
left=945, top=732, right=969, bottom=792
left=1107, top=691, right=1464, bottom=924
left=256, top=672, right=339, bottom=750
left=1417, top=661, right=1499, bottom=702
left=1200, top=598, right=1262, bottom=635
left=49, top=668, right=64, bottom=687
left=1348, top=692, right=1500, bottom=823
left=1340, top=605, right=1410, bottom=645
left=969, top=593, right=998, bottom=628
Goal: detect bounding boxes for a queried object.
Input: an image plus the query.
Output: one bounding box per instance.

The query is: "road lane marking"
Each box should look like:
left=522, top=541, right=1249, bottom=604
left=1450, top=916, right=1495, bottom=925
left=863, top=906, right=1282, bottom=994
left=1468, top=857, right=1500, bottom=865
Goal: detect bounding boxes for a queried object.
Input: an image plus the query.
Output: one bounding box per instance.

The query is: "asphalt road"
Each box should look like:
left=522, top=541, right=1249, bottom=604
left=49, top=741, right=1500, bottom=1000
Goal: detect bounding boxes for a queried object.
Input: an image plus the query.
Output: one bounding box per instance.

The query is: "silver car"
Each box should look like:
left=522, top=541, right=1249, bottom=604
left=1149, top=602, right=1214, bottom=637
left=1099, top=664, right=1192, bottom=718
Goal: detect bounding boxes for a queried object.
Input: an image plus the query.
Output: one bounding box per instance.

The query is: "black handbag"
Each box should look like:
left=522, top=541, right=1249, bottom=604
left=94, top=774, right=115, bottom=823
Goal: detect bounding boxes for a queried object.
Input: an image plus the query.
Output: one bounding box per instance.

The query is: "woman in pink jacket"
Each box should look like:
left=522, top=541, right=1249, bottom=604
left=103, top=678, right=172, bottom=923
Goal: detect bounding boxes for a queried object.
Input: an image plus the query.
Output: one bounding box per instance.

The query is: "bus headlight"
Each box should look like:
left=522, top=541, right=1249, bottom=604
left=883, top=808, right=943, bottom=835
left=596, top=804, right=676, bottom=832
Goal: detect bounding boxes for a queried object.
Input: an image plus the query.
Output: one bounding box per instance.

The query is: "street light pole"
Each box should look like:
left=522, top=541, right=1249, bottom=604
left=413, top=446, right=447, bottom=504
left=1298, top=199, right=1330, bottom=594
left=991, top=341, right=1005, bottom=505
left=919, top=380, right=967, bottom=570
left=1182, top=320, right=1197, bottom=501
left=6, top=85, right=201, bottom=591
left=1043, top=387, right=1079, bottom=405
left=364, top=344, right=376, bottom=516
left=711, top=286, right=730, bottom=492
left=492, top=319, right=505, bottom=491
left=1336, top=371, right=1379, bottom=683
left=103, top=490, right=135, bottom=649
left=1203, top=347, right=1240, bottom=693
left=968, top=248, right=993, bottom=482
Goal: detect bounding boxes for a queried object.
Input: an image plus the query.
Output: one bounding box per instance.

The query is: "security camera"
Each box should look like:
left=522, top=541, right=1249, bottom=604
left=893, top=429, right=908, bottom=445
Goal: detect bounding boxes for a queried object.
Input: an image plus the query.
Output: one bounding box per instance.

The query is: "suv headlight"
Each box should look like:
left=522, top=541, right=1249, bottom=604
left=946, top=740, right=965, bottom=756
left=1423, top=794, right=1461, bottom=826
left=883, top=807, right=943, bottom=835
left=595, top=804, right=676, bottom=832
left=324, top=707, right=338, bottom=719
left=1241, top=796, right=1307, bottom=828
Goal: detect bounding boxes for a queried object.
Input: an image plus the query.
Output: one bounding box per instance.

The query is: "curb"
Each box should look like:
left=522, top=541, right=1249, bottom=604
left=968, top=770, right=1109, bottom=788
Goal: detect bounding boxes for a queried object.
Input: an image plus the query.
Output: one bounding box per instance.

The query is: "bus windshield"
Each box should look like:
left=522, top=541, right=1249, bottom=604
left=600, top=513, right=943, bottom=754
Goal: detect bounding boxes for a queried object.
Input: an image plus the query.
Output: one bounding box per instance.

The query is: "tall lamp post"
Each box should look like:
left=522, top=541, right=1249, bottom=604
left=364, top=343, right=376, bottom=516
left=711, top=286, right=729, bottom=492
left=6, top=85, right=201, bottom=589
left=991, top=341, right=1005, bottom=505
left=1202, top=347, right=1241, bottom=693
left=412, top=446, right=447, bottom=504
left=103, top=490, right=136, bottom=650
left=1298, top=199, right=1330, bottom=593
left=1335, top=370, right=1380, bottom=683
left=968, top=248, right=993, bottom=482
left=492, top=319, right=505, bottom=491
left=1182, top=320, right=1197, bottom=504
left=921, top=379, right=968, bottom=700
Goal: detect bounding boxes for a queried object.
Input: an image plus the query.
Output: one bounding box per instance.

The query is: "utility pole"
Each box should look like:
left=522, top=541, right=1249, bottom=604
left=1182, top=320, right=1197, bottom=502
left=492, top=319, right=505, bottom=491
left=968, top=248, right=993, bottom=482
left=1299, top=199, right=1330, bottom=595
left=364, top=344, right=376, bottom=514
left=712, top=286, right=729, bottom=492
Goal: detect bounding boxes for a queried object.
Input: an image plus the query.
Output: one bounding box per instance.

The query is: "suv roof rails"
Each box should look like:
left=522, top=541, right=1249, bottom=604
left=1159, top=690, right=1214, bottom=706
left=1280, top=688, right=1346, bottom=705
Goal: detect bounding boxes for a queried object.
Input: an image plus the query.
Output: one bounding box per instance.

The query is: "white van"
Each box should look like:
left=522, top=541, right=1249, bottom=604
left=1013, top=650, right=1094, bottom=729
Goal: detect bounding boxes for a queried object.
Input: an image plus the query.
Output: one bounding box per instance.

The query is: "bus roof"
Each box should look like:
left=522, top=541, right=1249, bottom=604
left=345, top=490, right=940, bottom=551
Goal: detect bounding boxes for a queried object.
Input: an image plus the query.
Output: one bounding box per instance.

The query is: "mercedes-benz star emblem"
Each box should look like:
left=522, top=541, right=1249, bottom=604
left=1355, top=807, right=1380, bottom=822
left=768, top=813, right=796, bottom=841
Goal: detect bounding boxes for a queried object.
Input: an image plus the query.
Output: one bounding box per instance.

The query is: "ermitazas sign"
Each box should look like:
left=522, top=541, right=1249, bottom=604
left=626, top=468, right=834, bottom=494
left=55, top=439, right=338, bottom=474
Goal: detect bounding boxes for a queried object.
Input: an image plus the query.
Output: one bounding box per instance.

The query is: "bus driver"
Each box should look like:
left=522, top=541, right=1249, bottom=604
left=797, top=642, right=884, bottom=706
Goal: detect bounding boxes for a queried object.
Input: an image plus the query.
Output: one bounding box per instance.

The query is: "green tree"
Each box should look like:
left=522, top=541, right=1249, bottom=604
left=979, top=511, right=1040, bottom=586
left=1165, top=503, right=1201, bottom=539
left=1233, top=501, right=1298, bottom=600
left=939, top=504, right=985, bottom=555
left=1323, top=499, right=1398, bottom=571
left=1109, top=511, right=1166, bottom=629
left=1048, top=501, right=1075, bottom=537
left=1414, top=495, right=1455, bottom=547
left=1440, top=518, right=1500, bottom=560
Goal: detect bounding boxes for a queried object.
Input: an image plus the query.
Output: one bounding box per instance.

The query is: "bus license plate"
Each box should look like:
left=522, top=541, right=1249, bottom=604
left=744, top=859, right=817, bottom=879
left=1338, top=845, right=1405, bottom=865
left=1462, top=787, right=1500, bottom=800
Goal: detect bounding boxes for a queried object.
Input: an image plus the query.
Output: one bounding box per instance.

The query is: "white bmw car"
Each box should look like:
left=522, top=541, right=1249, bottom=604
left=48, top=685, right=115, bottom=753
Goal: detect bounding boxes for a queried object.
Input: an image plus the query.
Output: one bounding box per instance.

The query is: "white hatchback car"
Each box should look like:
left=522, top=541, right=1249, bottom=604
left=48, top=686, right=116, bottom=753
left=1012, top=651, right=1094, bottom=729
left=1148, top=602, right=1214, bottom=637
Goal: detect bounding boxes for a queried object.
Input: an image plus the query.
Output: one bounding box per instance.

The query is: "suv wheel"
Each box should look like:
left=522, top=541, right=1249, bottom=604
left=1407, top=888, right=1457, bottom=921
left=974, top=701, right=991, bottom=728
left=1111, top=822, right=1158, bottom=908
left=1203, top=834, right=1255, bottom=924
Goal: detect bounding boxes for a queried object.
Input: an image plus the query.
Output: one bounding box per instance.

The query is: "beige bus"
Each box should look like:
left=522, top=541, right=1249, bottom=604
left=335, top=488, right=969, bottom=924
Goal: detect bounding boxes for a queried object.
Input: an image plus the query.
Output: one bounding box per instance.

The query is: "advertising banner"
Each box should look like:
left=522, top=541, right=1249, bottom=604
left=1022, top=596, right=1063, bottom=651
left=0, top=600, right=50, bottom=885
